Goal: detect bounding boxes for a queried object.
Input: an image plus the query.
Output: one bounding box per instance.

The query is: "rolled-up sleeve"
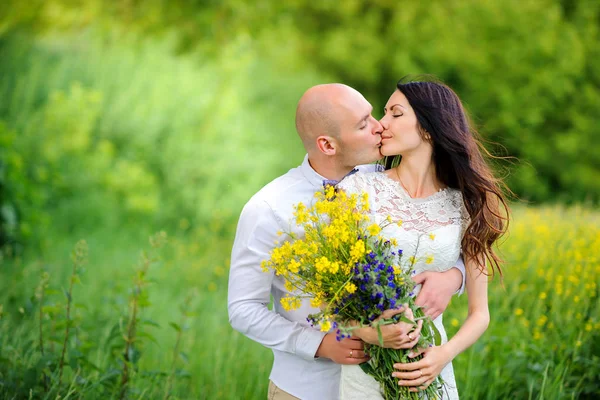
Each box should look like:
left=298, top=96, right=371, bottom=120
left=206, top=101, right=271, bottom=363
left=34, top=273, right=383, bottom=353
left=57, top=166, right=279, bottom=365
left=227, top=199, right=326, bottom=361
left=454, top=255, right=466, bottom=295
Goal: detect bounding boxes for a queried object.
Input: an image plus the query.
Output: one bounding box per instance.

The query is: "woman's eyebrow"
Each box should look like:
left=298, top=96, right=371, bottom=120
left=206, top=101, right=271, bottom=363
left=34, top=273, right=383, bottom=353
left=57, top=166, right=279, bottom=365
left=384, top=104, right=406, bottom=112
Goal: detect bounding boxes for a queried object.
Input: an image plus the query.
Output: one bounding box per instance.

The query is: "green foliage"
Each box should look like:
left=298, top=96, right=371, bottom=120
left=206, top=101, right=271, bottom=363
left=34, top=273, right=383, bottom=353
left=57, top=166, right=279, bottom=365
left=0, top=232, right=201, bottom=399
left=1, top=206, right=598, bottom=399
left=0, top=2, right=599, bottom=398
left=0, top=30, right=321, bottom=249
left=1, top=0, right=599, bottom=251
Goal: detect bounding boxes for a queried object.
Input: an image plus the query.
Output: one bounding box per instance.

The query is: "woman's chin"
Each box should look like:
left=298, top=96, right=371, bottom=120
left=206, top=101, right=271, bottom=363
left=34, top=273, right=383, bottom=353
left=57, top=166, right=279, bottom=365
left=379, top=146, right=398, bottom=157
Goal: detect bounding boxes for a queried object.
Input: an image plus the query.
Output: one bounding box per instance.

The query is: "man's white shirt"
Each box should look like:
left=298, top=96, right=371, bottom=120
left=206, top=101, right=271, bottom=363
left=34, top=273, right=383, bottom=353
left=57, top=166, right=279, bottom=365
left=228, top=155, right=465, bottom=400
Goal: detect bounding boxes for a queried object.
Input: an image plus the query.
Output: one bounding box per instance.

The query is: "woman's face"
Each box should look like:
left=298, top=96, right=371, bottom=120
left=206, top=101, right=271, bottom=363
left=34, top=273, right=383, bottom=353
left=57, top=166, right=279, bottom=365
left=379, top=90, right=429, bottom=157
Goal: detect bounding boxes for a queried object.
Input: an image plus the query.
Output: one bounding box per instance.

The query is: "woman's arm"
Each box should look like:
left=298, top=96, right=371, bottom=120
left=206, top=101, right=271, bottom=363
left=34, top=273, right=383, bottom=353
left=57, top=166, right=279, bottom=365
left=392, top=256, right=489, bottom=390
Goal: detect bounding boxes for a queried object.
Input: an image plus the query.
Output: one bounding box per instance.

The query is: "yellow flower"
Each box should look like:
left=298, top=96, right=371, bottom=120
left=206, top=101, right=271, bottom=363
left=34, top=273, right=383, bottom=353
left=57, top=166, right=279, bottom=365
left=320, top=320, right=332, bottom=332
left=519, top=283, right=527, bottom=292
left=288, top=259, right=301, bottom=274
left=277, top=230, right=283, bottom=236
left=325, top=185, right=336, bottom=200
left=281, top=296, right=302, bottom=311
left=345, top=283, right=357, bottom=294
left=390, top=238, right=398, bottom=246
left=350, top=240, right=366, bottom=262
left=261, top=260, right=270, bottom=272
left=367, top=224, right=381, bottom=236
left=425, top=255, right=434, bottom=264
left=515, top=308, right=524, bottom=316
left=393, top=265, right=402, bottom=275
left=451, top=318, right=459, bottom=327
left=315, top=257, right=331, bottom=273
left=585, top=323, right=592, bottom=332
left=429, top=233, right=436, bottom=240
left=310, top=296, right=322, bottom=308
left=539, top=292, right=547, bottom=300
left=360, top=193, right=370, bottom=211
left=536, top=315, right=548, bottom=327
left=284, top=280, right=294, bottom=292
left=294, top=203, right=309, bottom=224
left=329, top=261, right=340, bottom=274
left=397, top=220, right=403, bottom=227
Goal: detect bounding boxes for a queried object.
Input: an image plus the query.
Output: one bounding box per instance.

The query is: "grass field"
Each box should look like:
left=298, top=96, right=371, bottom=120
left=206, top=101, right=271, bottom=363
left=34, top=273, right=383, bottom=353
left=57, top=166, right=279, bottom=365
left=1, top=205, right=598, bottom=399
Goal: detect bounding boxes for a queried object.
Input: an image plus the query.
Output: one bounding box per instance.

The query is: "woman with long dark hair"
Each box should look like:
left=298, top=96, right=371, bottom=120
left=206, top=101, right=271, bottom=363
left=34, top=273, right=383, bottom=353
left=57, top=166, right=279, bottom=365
left=339, top=78, right=510, bottom=399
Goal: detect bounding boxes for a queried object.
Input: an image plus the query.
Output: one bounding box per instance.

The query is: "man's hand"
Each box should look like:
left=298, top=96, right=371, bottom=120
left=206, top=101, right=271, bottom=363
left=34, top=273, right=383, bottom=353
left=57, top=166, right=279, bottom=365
left=353, top=307, right=423, bottom=349
left=413, top=269, right=462, bottom=320
left=315, top=334, right=369, bottom=365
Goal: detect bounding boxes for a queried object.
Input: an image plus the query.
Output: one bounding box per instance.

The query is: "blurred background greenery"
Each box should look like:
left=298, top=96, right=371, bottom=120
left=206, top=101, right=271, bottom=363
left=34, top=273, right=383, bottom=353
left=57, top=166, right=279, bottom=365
left=0, top=1, right=598, bottom=399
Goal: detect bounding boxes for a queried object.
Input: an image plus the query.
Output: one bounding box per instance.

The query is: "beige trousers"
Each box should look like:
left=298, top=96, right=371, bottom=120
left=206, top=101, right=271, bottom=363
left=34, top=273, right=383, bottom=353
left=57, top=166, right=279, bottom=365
left=267, top=381, right=301, bottom=400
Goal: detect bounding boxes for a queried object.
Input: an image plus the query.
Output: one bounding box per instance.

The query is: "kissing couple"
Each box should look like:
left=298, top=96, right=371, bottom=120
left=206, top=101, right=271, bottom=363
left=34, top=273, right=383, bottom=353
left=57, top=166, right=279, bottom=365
left=228, top=77, right=509, bottom=399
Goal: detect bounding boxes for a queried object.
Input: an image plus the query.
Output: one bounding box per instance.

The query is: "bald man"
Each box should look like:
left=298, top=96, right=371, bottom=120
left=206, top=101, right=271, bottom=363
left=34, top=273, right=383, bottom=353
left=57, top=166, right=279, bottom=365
left=228, top=84, right=464, bottom=400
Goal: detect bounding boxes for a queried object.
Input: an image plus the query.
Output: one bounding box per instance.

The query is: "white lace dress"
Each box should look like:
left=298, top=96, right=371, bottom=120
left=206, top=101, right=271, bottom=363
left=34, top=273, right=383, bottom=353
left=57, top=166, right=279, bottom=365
left=337, top=171, right=470, bottom=400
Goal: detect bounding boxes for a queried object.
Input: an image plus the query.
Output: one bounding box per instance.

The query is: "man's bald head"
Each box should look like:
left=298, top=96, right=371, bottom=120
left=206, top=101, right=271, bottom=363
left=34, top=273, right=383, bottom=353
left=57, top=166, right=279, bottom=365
left=295, top=84, right=361, bottom=151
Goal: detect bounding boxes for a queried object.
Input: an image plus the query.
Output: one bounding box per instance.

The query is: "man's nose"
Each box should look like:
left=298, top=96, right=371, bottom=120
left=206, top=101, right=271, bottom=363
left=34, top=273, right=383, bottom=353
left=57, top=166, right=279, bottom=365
left=373, top=118, right=384, bottom=134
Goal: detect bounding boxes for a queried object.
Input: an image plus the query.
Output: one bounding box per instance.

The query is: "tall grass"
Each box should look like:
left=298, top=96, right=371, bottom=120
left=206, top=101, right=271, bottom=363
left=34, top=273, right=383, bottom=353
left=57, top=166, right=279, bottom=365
left=1, top=206, right=598, bottom=399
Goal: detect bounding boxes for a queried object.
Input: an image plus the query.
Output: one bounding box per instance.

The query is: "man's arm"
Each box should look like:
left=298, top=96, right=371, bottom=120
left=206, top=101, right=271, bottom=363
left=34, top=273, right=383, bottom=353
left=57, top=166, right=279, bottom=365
left=228, top=199, right=325, bottom=361
left=454, top=255, right=467, bottom=295
left=413, top=256, right=465, bottom=320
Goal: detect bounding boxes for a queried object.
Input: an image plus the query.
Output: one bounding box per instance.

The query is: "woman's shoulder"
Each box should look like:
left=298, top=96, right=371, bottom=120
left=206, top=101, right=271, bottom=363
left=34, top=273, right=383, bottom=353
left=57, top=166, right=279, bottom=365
left=444, top=188, right=471, bottom=224
left=338, top=171, right=386, bottom=191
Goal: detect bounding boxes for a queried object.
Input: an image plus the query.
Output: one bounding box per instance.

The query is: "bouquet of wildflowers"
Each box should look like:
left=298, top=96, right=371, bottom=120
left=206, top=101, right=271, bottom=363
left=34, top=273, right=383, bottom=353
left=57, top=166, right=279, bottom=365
left=262, top=186, right=443, bottom=399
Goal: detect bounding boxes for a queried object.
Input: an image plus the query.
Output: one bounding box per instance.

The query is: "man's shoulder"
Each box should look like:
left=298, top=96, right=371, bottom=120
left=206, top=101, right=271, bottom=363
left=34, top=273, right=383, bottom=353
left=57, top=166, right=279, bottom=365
left=243, top=165, right=307, bottom=211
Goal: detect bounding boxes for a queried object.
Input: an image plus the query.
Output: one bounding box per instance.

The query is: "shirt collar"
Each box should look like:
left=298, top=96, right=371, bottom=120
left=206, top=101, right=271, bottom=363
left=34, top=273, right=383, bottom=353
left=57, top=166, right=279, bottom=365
left=300, top=154, right=328, bottom=189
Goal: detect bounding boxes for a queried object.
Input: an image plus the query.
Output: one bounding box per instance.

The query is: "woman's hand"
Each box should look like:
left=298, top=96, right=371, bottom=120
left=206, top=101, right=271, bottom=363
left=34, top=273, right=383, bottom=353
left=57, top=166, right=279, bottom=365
left=352, top=306, right=423, bottom=349
left=391, top=345, right=453, bottom=392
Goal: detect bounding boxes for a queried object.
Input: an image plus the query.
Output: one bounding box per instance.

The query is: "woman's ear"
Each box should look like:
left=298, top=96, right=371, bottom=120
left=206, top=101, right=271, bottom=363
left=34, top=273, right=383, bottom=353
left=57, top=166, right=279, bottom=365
left=316, top=136, right=337, bottom=156
left=419, top=127, right=432, bottom=143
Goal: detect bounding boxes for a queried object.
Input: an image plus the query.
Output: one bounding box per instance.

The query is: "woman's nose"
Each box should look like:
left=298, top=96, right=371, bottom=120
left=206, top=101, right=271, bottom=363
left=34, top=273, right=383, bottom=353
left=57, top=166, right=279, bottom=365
left=379, top=116, right=388, bottom=130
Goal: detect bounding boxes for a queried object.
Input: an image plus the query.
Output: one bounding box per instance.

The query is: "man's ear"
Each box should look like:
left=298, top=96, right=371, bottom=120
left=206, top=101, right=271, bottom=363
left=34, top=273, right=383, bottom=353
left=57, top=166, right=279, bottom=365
left=316, top=136, right=337, bottom=156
